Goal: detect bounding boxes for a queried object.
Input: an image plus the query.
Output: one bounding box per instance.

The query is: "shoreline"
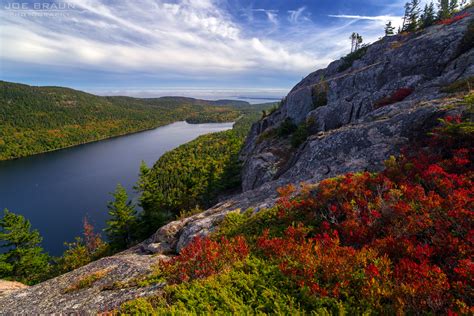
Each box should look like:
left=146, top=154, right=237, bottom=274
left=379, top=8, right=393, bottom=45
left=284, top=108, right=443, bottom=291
left=0, top=119, right=236, bottom=162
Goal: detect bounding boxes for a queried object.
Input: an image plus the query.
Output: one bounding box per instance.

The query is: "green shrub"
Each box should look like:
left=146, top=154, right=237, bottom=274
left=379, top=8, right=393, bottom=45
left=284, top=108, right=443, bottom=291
left=312, top=89, right=328, bottom=109
left=154, top=258, right=301, bottom=314
left=268, top=101, right=282, bottom=116
left=148, top=257, right=352, bottom=315
left=312, top=78, right=329, bottom=108
left=464, top=92, right=474, bottom=109
left=120, top=297, right=156, bottom=315
left=256, top=128, right=277, bottom=144
left=338, top=46, right=369, bottom=72
left=63, top=269, right=109, bottom=293
left=291, top=123, right=309, bottom=148
left=215, top=207, right=292, bottom=244
left=277, top=118, right=297, bottom=137
left=176, top=206, right=204, bottom=221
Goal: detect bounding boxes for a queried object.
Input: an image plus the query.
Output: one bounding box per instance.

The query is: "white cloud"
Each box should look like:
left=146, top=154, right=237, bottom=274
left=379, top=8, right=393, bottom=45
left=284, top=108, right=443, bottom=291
left=0, top=0, right=321, bottom=78
left=328, top=14, right=404, bottom=31
left=288, top=6, right=309, bottom=24
left=0, top=0, right=405, bottom=90
left=252, top=9, right=279, bottom=25
left=328, top=14, right=400, bottom=21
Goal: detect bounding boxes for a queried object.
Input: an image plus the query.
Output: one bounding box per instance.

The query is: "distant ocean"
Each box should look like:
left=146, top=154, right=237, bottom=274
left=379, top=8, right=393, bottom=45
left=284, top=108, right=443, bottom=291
left=92, top=89, right=287, bottom=105
left=222, top=96, right=281, bottom=104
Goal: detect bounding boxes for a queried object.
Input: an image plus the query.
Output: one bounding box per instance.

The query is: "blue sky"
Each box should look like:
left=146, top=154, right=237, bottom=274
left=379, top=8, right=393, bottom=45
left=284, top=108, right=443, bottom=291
left=0, top=0, right=412, bottom=99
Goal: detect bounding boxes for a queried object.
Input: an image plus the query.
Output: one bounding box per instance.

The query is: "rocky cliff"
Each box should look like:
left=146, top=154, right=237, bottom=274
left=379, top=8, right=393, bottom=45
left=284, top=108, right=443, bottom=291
left=0, top=8, right=472, bottom=314
left=240, top=9, right=473, bottom=192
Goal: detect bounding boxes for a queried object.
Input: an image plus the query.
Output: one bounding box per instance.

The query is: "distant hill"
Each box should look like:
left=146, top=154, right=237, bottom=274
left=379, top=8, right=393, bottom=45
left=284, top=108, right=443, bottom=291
left=153, top=96, right=251, bottom=108
left=0, top=81, right=258, bottom=160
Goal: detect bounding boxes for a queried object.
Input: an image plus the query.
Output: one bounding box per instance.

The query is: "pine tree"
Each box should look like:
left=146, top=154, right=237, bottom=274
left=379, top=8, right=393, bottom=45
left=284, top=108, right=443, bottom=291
left=104, top=184, right=137, bottom=250
left=401, top=2, right=412, bottom=31
left=421, top=2, right=436, bottom=28
left=385, top=21, right=396, bottom=36
left=406, top=0, right=421, bottom=32
left=438, top=0, right=451, bottom=19
left=355, top=34, right=363, bottom=51
left=0, top=209, right=50, bottom=284
left=350, top=32, right=357, bottom=53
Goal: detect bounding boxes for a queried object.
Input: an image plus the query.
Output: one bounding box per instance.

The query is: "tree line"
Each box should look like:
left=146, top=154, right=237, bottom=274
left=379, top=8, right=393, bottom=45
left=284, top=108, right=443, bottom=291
left=0, top=81, right=241, bottom=160
left=385, top=0, right=472, bottom=35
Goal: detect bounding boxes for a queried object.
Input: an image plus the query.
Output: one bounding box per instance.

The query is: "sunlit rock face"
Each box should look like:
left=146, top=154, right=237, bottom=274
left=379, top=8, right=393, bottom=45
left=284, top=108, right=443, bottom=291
left=241, top=9, right=473, bottom=192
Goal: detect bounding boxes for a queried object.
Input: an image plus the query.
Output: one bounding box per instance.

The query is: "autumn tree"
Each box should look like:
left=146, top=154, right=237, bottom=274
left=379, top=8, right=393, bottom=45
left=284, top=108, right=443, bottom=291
left=0, top=209, right=50, bottom=284
left=54, top=217, right=107, bottom=274
left=105, top=184, right=137, bottom=250
left=83, top=217, right=105, bottom=253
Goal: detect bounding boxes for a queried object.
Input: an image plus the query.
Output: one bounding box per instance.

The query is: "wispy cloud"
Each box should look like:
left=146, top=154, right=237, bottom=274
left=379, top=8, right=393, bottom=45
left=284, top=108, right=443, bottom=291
left=0, top=0, right=408, bottom=95
left=328, top=14, right=401, bottom=21
left=1, top=1, right=317, bottom=77
left=252, top=9, right=279, bottom=25
left=288, top=6, right=310, bottom=24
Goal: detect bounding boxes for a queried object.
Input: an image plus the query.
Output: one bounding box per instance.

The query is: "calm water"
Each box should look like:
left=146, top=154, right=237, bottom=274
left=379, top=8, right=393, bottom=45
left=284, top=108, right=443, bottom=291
left=0, top=121, right=233, bottom=255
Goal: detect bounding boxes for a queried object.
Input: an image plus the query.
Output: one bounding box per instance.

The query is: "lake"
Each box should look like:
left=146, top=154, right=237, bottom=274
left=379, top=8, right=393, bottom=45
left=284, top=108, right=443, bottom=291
left=0, top=121, right=234, bottom=256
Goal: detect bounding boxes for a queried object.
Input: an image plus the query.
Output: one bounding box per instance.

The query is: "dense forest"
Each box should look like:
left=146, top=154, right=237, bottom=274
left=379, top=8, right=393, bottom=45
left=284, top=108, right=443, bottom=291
left=136, top=110, right=264, bottom=237
left=0, top=81, right=244, bottom=160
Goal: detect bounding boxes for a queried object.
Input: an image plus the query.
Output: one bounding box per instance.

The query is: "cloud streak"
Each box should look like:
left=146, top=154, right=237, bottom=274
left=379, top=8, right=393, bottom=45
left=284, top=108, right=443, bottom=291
left=0, top=0, right=407, bottom=95
left=328, top=14, right=401, bottom=21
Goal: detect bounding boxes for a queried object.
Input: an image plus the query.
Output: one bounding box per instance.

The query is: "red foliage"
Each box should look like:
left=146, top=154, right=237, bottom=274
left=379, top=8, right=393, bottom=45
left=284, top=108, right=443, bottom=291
left=257, top=225, right=393, bottom=302
left=164, top=117, right=473, bottom=313
left=394, top=259, right=450, bottom=311
left=83, top=217, right=103, bottom=253
left=438, top=13, right=471, bottom=25
left=263, top=117, right=474, bottom=313
left=375, top=88, right=414, bottom=108
left=161, top=235, right=249, bottom=283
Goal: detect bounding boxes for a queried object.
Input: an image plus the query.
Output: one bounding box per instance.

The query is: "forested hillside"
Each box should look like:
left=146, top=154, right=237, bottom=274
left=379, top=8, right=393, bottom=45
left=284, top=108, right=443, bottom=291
left=0, top=81, right=243, bottom=160
left=136, top=110, right=264, bottom=237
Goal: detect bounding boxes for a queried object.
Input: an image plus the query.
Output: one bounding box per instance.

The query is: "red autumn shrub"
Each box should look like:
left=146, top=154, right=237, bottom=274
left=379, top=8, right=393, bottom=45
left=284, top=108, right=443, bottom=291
left=257, top=225, right=393, bottom=307
left=438, top=13, right=471, bottom=25
left=161, top=116, right=473, bottom=314
left=375, top=88, right=414, bottom=108
left=264, top=116, right=473, bottom=313
left=161, top=235, right=249, bottom=283
left=394, top=259, right=450, bottom=312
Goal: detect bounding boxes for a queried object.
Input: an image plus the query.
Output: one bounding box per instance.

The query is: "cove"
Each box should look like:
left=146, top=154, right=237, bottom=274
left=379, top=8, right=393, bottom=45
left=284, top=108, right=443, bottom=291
left=0, top=121, right=234, bottom=256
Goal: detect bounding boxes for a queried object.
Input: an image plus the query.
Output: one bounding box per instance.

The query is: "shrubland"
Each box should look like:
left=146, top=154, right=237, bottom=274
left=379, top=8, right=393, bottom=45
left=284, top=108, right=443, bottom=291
left=119, top=98, right=474, bottom=314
